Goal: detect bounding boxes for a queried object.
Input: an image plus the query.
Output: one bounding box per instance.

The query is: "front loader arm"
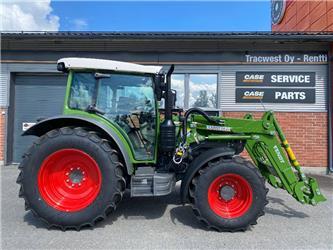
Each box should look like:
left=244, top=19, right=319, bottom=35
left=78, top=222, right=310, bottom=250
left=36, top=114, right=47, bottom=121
left=243, top=112, right=326, bottom=205
left=186, top=111, right=326, bottom=205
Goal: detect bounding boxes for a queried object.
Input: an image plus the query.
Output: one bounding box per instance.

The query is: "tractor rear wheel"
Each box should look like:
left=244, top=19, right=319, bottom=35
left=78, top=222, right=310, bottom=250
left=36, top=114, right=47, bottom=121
left=17, top=127, right=126, bottom=230
left=189, top=156, right=268, bottom=232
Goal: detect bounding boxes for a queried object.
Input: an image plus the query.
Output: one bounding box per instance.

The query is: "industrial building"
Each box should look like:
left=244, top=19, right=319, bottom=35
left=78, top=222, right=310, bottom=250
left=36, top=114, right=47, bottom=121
left=1, top=32, right=332, bottom=171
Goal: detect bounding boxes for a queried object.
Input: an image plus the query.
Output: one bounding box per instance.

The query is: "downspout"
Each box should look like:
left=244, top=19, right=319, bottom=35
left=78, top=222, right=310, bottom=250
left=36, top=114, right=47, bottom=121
left=328, top=47, right=332, bottom=173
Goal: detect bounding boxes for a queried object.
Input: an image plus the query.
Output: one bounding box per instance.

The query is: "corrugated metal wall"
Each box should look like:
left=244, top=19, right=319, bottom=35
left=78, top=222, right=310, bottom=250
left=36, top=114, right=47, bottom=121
left=0, top=63, right=328, bottom=112
left=0, top=65, right=9, bottom=107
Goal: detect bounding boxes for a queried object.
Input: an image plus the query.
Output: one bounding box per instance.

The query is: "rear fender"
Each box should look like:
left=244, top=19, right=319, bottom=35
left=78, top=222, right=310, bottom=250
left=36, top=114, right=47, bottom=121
left=22, top=115, right=134, bottom=175
left=180, top=147, right=235, bottom=203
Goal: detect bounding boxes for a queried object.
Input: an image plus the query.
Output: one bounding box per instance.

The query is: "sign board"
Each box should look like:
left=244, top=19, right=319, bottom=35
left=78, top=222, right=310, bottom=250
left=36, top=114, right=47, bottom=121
left=169, top=51, right=328, bottom=64
left=271, top=0, right=287, bottom=25
left=22, top=122, right=35, bottom=132
left=236, top=72, right=316, bottom=87
left=236, top=88, right=315, bottom=103
left=244, top=53, right=327, bottom=64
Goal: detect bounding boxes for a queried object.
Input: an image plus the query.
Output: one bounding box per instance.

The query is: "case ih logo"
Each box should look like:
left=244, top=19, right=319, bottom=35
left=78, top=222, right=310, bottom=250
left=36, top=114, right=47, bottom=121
left=241, top=91, right=264, bottom=100
left=242, top=74, right=265, bottom=83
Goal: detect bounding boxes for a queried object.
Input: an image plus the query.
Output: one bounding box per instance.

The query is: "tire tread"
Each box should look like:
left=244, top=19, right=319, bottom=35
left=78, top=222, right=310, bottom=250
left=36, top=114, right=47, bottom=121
left=17, top=127, right=126, bottom=231
left=189, top=156, right=268, bottom=232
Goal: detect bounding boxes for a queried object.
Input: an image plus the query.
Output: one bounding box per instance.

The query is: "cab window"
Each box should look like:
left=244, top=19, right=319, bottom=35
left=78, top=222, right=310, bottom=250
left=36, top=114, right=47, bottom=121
left=69, top=72, right=156, bottom=161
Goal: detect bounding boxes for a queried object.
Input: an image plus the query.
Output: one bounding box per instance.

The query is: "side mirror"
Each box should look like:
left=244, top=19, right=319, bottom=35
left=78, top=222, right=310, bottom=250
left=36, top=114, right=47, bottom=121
left=154, top=74, right=164, bottom=101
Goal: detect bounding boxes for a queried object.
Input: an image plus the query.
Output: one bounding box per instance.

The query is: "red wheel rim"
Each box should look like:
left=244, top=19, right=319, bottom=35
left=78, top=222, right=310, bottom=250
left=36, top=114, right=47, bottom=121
left=38, top=149, right=102, bottom=212
left=208, top=173, right=253, bottom=219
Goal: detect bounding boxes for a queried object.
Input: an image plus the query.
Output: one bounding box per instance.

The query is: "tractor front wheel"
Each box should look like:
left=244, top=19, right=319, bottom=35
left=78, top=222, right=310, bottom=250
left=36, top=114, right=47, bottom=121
left=17, top=127, right=126, bottom=230
left=189, top=156, right=268, bottom=232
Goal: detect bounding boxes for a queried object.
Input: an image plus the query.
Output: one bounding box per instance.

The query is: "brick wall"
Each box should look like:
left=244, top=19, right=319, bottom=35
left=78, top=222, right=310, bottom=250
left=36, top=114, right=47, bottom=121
left=223, top=111, right=328, bottom=167
left=0, top=107, right=6, bottom=162
left=272, top=0, right=333, bottom=31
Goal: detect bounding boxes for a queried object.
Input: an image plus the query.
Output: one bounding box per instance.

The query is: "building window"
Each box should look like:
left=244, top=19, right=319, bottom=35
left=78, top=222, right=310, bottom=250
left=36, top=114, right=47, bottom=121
left=189, top=74, right=218, bottom=109
left=171, top=74, right=185, bottom=108
left=160, top=73, right=218, bottom=110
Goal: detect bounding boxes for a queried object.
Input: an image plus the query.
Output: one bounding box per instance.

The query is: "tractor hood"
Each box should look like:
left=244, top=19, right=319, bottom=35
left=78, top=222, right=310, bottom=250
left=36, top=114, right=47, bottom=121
left=57, top=57, right=163, bottom=74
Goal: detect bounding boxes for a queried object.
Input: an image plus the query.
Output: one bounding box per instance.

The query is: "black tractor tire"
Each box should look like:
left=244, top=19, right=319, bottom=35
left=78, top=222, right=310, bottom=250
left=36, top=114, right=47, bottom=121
left=189, top=156, right=268, bottom=232
left=16, top=127, right=126, bottom=230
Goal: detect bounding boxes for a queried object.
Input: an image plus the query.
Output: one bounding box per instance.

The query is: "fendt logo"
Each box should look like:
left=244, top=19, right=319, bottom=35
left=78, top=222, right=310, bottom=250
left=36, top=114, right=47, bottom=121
left=273, top=145, right=285, bottom=163
left=242, top=91, right=264, bottom=100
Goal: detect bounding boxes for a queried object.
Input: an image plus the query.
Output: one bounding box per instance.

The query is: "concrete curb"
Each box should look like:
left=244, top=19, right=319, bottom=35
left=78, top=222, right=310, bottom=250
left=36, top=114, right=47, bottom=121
left=301, top=167, right=330, bottom=175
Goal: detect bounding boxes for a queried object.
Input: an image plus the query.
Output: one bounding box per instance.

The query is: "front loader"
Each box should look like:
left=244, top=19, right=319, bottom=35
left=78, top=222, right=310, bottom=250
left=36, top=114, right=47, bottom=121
left=17, top=58, right=326, bottom=231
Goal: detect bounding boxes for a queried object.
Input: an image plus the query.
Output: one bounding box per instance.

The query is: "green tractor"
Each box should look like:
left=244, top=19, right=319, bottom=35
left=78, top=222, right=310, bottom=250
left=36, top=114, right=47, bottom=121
left=17, top=58, right=326, bottom=231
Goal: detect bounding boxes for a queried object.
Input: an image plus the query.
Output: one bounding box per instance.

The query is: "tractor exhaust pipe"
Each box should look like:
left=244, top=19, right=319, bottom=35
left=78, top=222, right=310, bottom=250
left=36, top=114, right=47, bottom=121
left=160, top=65, right=176, bottom=153
left=164, top=65, right=175, bottom=121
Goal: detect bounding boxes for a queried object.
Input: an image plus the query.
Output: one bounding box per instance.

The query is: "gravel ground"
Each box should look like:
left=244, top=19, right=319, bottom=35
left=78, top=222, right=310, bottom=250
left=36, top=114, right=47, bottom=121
left=1, top=165, right=332, bottom=250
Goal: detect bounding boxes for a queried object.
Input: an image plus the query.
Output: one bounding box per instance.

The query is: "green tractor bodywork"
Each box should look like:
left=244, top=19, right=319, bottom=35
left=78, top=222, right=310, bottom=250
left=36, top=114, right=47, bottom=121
left=59, top=67, right=325, bottom=206
left=19, top=58, right=326, bottom=231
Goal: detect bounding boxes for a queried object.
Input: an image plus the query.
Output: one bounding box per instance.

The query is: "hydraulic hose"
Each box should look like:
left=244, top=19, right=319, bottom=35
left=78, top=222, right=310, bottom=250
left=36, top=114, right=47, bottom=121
left=182, top=108, right=219, bottom=144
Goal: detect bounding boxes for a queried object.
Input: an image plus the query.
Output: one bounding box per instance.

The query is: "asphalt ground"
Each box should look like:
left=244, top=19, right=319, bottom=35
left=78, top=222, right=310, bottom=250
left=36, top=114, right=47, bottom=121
left=1, top=165, right=332, bottom=250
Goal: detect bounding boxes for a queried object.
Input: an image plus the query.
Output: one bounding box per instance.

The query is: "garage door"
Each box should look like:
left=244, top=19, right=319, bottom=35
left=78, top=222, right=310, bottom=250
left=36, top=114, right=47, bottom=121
left=12, top=74, right=67, bottom=162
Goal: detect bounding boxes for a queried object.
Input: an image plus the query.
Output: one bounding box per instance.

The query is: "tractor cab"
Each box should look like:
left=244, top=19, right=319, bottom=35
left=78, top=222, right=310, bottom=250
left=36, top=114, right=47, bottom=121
left=58, top=58, right=165, bottom=161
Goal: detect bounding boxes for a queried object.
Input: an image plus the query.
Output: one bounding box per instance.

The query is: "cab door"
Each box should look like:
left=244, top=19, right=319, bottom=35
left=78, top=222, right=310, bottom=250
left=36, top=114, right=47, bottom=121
left=68, top=72, right=157, bottom=161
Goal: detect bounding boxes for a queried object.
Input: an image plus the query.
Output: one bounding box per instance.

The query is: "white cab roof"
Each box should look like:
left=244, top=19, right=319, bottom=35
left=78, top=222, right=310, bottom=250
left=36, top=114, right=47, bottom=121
left=57, top=57, right=163, bottom=74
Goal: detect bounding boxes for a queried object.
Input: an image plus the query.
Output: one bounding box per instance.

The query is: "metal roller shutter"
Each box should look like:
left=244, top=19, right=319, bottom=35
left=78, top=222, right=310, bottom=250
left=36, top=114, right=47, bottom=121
left=0, top=66, right=9, bottom=106
left=12, top=74, right=67, bottom=162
